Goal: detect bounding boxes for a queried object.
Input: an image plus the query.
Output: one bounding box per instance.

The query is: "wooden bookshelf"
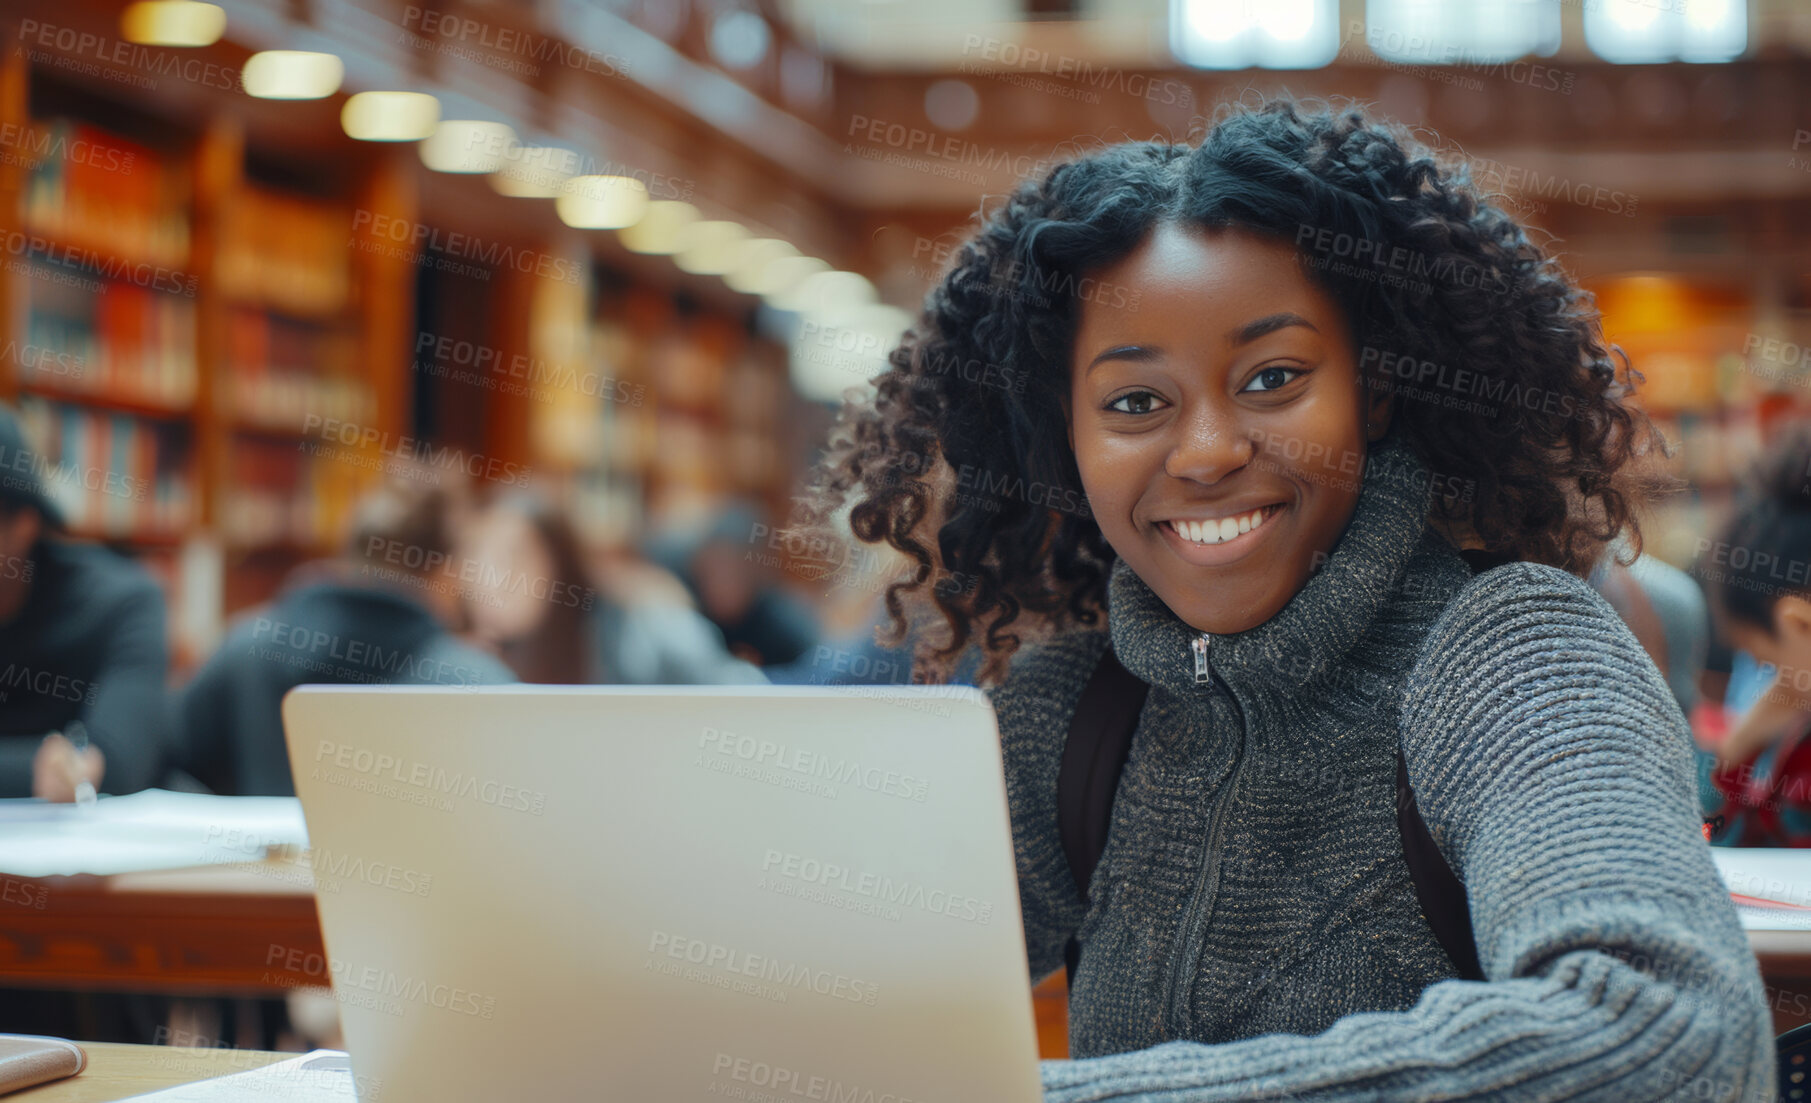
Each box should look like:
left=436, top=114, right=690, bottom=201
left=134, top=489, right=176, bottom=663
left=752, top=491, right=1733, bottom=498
left=0, top=0, right=844, bottom=667
left=0, top=58, right=414, bottom=667
left=1590, top=274, right=1811, bottom=568
left=527, top=268, right=798, bottom=551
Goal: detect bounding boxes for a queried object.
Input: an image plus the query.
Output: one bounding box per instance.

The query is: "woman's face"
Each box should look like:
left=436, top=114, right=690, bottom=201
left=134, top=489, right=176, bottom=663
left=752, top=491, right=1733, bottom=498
left=461, top=507, right=557, bottom=643
left=1067, top=222, right=1391, bottom=635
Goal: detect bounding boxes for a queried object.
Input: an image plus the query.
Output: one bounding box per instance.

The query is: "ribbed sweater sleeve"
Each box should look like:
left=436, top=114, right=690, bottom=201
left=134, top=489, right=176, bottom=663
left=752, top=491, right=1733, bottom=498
left=1039, top=563, right=1776, bottom=1102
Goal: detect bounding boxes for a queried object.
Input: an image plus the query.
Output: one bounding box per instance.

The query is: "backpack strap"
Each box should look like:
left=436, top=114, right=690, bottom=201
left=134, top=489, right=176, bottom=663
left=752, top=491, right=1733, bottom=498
left=1056, top=645, right=1149, bottom=903
left=1394, top=747, right=1485, bottom=980
left=1056, top=645, right=1148, bottom=991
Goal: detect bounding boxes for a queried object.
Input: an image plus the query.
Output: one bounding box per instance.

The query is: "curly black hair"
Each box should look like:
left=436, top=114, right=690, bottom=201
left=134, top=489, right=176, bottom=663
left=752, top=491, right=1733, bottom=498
left=801, top=97, right=1675, bottom=684
left=1702, top=422, right=1811, bottom=633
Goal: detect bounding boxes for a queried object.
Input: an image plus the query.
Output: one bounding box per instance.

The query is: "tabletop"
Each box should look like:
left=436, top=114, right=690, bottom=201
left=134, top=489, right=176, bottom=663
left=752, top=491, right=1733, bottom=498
left=11, top=1043, right=288, bottom=1102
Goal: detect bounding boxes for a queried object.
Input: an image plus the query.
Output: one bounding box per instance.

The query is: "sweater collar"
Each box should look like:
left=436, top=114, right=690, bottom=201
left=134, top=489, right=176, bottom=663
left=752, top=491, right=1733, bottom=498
left=1107, top=435, right=1434, bottom=696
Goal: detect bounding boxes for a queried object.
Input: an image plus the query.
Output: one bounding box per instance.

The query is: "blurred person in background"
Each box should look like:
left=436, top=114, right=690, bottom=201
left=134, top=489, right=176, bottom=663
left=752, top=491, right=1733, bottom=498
left=1587, top=533, right=1711, bottom=722
left=168, top=463, right=515, bottom=798
left=459, top=492, right=762, bottom=685
left=648, top=503, right=819, bottom=668
left=0, top=401, right=168, bottom=800
left=1697, top=424, right=1811, bottom=846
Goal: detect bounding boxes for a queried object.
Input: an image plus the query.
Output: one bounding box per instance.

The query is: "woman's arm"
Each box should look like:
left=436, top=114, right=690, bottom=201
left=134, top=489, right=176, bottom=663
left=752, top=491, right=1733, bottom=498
left=1716, top=669, right=1805, bottom=767
left=1038, top=563, right=1775, bottom=1102
left=76, top=580, right=170, bottom=794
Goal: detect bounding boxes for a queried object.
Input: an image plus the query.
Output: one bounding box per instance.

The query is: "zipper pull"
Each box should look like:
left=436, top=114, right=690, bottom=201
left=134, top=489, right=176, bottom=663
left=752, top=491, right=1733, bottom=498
left=1191, top=633, right=1210, bottom=685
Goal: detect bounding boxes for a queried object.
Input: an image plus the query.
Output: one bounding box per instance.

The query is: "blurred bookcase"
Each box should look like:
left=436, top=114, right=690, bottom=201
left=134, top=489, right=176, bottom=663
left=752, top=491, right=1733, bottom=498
left=0, top=14, right=813, bottom=672
left=532, top=270, right=798, bottom=555
left=1591, top=274, right=1811, bottom=570
left=0, top=55, right=408, bottom=669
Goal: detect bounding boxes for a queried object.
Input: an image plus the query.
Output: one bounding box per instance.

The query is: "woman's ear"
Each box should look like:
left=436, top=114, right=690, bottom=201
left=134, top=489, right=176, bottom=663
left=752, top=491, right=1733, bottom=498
left=1774, top=595, right=1811, bottom=654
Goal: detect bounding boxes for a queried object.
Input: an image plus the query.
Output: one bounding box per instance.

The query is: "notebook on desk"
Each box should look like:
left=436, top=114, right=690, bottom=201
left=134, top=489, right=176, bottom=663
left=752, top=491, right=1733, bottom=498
left=1712, top=848, right=1811, bottom=931
left=281, top=685, right=1043, bottom=1103
left=117, top=1051, right=356, bottom=1101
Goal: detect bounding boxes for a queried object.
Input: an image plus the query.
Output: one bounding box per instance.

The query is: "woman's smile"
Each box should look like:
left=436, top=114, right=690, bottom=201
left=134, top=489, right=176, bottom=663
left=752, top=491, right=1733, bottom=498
left=1154, top=502, right=1288, bottom=566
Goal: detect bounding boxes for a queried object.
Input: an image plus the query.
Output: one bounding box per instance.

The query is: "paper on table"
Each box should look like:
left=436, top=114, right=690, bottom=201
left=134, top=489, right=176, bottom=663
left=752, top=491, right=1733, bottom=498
left=117, top=1050, right=361, bottom=1101
left=0, top=789, right=308, bottom=878
left=1710, top=848, right=1811, bottom=930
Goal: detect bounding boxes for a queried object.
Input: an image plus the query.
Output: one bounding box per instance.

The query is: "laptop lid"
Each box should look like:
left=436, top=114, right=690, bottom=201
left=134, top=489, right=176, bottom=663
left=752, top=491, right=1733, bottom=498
left=282, top=684, right=1043, bottom=1102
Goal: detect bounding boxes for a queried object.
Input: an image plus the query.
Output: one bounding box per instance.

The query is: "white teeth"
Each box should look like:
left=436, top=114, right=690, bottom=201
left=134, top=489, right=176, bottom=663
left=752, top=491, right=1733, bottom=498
left=1173, top=507, right=1276, bottom=546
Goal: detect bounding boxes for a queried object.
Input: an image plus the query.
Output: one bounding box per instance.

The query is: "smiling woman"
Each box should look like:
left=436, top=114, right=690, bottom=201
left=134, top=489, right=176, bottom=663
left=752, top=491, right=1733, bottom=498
left=798, top=97, right=1774, bottom=1102
left=1068, top=224, right=1381, bottom=634
left=804, top=99, right=1674, bottom=683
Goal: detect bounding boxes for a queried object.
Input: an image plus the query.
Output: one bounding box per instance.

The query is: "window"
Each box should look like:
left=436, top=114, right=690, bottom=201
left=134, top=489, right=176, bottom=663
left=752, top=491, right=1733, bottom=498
left=1584, top=0, right=1746, bottom=63
left=1363, top=0, right=1560, bottom=64
left=1170, top=0, right=1340, bottom=69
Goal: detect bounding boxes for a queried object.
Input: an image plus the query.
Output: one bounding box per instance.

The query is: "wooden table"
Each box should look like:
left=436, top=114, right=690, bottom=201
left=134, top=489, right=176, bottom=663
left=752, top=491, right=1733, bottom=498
left=6, top=857, right=1811, bottom=1046
left=11, top=1043, right=287, bottom=1101
left=0, top=864, right=325, bottom=996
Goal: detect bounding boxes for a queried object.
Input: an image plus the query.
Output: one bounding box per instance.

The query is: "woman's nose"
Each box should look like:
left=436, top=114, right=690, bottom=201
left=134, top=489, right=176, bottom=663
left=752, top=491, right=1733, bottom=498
left=1163, top=403, right=1253, bottom=484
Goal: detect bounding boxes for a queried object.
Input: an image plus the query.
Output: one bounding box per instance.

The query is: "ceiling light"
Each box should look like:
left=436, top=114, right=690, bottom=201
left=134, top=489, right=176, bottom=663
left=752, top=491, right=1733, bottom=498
left=557, top=176, right=650, bottom=229
left=757, top=256, right=832, bottom=304
left=710, top=10, right=772, bottom=70
left=242, top=51, right=343, bottom=99
left=725, top=239, right=799, bottom=293
left=674, top=221, right=749, bottom=275
left=618, top=201, right=701, bottom=255
left=491, top=146, right=581, bottom=198
left=120, top=1, right=224, bottom=46
left=341, top=92, right=440, bottom=142
left=773, top=269, right=877, bottom=314
left=420, top=121, right=516, bottom=174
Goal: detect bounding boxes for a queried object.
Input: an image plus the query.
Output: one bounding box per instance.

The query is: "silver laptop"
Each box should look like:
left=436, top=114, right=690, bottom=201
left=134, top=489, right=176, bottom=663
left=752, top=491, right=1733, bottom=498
left=282, top=685, right=1043, bottom=1102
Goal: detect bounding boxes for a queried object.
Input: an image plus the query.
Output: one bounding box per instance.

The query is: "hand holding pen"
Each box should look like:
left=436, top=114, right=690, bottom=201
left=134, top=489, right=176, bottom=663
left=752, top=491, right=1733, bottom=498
left=65, top=721, right=98, bottom=807
left=31, top=721, right=105, bottom=805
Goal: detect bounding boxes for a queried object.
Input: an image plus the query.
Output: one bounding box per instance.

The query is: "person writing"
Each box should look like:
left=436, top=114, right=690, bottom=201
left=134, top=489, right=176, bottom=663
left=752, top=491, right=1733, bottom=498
left=0, top=401, right=169, bottom=800
left=1697, top=423, right=1811, bottom=845
left=802, top=99, right=1771, bottom=1099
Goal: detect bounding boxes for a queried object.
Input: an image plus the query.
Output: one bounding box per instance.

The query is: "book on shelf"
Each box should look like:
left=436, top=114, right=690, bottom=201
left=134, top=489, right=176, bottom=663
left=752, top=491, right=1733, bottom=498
left=223, top=436, right=363, bottom=551
left=14, top=396, right=192, bottom=539
left=19, top=262, right=197, bottom=409
left=217, top=187, right=351, bottom=318
left=22, top=119, right=190, bottom=271
left=223, top=310, right=369, bottom=430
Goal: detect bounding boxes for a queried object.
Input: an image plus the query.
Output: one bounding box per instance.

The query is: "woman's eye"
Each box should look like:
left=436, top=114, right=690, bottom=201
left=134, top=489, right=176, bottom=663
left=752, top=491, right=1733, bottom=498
left=1242, top=366, right=1303, bottom=393
left=1106, top=390, right=1167, bottom=415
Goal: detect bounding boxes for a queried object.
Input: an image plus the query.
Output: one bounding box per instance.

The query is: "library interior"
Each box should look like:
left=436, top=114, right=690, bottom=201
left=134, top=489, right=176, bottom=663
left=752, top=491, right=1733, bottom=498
left=1, top=0, right=1810, bottom=1100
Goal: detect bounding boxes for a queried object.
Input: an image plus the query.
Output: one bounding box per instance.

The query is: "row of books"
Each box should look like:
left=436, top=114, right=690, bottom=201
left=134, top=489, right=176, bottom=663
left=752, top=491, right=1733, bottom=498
left=13, top=396, right=193, bottom=539
left=223, top=311, right=371, bottom=430
left=23, top=119, right=191, bottom=270
left=564, top=309, right=799, bottom=540
left=20, top=273, right=198, bottom=409
left=230, top=371, right=373, bottom=434
left=219, top=436, right=369, bottom=550
left=217, top=187, right=353, bottom=318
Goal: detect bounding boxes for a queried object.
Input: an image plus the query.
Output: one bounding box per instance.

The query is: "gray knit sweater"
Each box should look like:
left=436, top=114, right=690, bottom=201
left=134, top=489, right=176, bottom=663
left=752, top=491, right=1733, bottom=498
left=991, top=437, right=1775, bottom=1101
